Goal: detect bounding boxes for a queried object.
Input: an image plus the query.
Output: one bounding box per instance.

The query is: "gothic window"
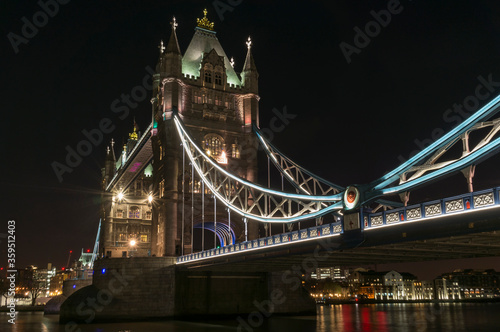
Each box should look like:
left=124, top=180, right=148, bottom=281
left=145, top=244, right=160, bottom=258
left=116, top=210, right=123, bottom=218
left=193, top=91, right=202, bottom=104
left=231, top=142, right=240, bottom=159
left=204, top=71, right=212, bottom=83
left=159, top=179, right=165, bottom=198
left=119, top=233, right=127, bottom=241
left=215, top=94, right=222, bottom=106
left=141, top=234, right=148, bottom=242
left=215, top=73, right=222, bottom=85
left=129, top=206, right=140, bottom=219
left=204, top=134, right=224, bottom=157
left=146, top=210, right=152, bottom=220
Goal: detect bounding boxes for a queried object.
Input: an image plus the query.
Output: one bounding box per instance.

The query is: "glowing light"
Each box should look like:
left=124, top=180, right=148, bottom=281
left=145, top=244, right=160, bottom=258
left=130, top=240, right=136, bottom=246
left=217, top=151, right=228, bottom=164
left=102, top=268, right=106, bottom=274
left=148, top=194, right=153, bottom=203
left=117, top=192, right=124, bottom=201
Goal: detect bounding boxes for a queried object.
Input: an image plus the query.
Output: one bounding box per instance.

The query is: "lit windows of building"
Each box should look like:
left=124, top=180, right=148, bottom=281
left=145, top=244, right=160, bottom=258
left=141, top=234, right=148, bottom=242
left=129, top=206, right=140, bottom=219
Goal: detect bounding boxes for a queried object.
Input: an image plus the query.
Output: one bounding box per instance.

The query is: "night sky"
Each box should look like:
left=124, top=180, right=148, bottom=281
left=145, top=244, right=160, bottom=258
left=2, top=0, right=500, bottom=280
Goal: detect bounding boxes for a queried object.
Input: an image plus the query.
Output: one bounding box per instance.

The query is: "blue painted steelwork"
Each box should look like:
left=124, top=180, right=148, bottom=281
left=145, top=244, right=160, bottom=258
left=176, top=221, right=344, bottom=263
left=176, top=186, right=500, bottom=264
left=364, top=187, right=500, bottom=231
left=193, top=222, right=235, bottom=246
left=369, top=95, right=500, bottom=192
left=253, top=125, right=344, bottom=194
left=173, top=113, right=346, bottom=223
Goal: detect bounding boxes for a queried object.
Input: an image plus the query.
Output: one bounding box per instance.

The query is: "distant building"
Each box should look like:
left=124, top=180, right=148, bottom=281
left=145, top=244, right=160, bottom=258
left=437, top=269, right=499, bottom=298
left=49, top=271, right=70, bottom=296
left=311, top=267, right=348, bottom=280
left=348, top=269, right=420, bottom=300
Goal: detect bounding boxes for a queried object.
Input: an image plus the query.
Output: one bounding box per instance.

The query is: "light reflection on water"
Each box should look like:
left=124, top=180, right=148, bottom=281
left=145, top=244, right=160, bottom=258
left=1, top=303, right=500, bottom=332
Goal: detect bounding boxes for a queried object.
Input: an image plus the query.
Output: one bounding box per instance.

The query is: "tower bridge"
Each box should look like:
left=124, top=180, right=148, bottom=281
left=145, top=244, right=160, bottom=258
left=61, top=10, right=500, bottom=322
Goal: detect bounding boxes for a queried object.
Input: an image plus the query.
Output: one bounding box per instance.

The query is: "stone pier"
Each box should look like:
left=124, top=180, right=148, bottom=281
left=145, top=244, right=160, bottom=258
left=59, top=257, right=315, bottom=323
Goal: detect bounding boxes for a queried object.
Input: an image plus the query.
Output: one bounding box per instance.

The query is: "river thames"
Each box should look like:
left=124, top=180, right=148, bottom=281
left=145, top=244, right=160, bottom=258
left=1, top=302, right=499, bottom=331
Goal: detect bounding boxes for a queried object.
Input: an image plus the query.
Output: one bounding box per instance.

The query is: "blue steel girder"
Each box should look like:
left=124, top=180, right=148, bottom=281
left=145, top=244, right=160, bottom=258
left=364, top=98, right=500, bottom=202
left=367, top=94, right=500, bottom=195
left=253, top=124, right=402, bottom=211
left=253, top=124, right=344, bottom=196
left=173, top=113, right=343, bottom=223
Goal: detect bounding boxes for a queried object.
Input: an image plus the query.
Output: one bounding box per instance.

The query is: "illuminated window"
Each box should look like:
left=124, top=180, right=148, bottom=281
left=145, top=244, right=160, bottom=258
left=116, top=210, right=123, bottom=218
left=159, top=179, right=165, bottom=198
left=141, top=234, right=148, bottom=242
left=204, top=134, right=224, bottom=157
left=231, top=143, right=240, bottom=159
left=193, top=91, right=202, bottom=104
left=119, top=233, right=127, bottom=241
left=146, top=211, right=152, bottom=220
left=129, top=207, right=140, bottom=219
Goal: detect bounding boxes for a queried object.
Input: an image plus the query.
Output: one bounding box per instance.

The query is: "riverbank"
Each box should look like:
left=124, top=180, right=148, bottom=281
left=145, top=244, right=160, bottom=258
left=318, top=297, right=500, bottom=305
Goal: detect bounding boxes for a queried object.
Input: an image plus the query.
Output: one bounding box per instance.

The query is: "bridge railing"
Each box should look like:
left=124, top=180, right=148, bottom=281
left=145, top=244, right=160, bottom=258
left=176, top=222, right=344, bottom=263
left=177, top=187, right=500, bottom=264
left=363, top=187, right=500, bottom=230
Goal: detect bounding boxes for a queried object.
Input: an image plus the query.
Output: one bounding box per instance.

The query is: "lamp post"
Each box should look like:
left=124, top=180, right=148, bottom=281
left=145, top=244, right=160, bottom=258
left=129, top=239, right=137, bottom=257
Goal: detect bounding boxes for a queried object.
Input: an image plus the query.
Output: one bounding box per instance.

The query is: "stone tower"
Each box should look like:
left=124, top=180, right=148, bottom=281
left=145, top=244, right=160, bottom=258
left=150, top=10, right=260, bottom=257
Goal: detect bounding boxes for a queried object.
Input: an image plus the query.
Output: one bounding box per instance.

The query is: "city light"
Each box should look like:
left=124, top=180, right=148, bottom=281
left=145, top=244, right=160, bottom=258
left=148, top=194, right=153, bottom=204
left=130, top=240, right=136, bottom=246
left=117, top=192, right=124, bottom=201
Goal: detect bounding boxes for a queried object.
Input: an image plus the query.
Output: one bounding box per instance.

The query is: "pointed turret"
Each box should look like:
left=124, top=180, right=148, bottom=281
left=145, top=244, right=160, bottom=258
left=165, top=17, right=181, bottom=55
left=103, top=140, right=116, bottom=189
left=158, top=16, right=182, bottom=77
left=241, top=36, right=259, bottom=93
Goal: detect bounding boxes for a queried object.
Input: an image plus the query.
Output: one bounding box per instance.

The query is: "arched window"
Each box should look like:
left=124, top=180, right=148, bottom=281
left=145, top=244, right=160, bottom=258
left=215, top=73, right=222, bottom=85
left=204, top=134, right=224, bottom=157
left=129, top=206, right=140, bottom=219
left=204, top=71, right=212, bottom=83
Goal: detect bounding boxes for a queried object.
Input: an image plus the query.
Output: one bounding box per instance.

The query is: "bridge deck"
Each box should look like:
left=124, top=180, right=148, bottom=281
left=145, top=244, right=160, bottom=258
left=177, top=187, right=500, bottom=271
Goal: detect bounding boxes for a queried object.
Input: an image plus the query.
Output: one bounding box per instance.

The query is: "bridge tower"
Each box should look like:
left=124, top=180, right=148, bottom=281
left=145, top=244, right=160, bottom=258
left=151, top=11, right=260, bottom=257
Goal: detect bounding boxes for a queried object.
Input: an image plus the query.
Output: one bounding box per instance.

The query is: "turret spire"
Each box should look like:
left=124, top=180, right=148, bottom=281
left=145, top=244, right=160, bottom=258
left=241, top=36, right=258, bottom=93
left=165, top=16, right=181, bottom=54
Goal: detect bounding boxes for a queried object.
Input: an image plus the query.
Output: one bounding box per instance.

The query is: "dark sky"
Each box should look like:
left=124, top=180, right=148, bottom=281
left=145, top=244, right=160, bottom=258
left=2, top=0, right=500, bottom=279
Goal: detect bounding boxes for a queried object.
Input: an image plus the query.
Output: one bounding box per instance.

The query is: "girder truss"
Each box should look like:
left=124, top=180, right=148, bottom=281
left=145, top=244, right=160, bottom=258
left=254, top=125, right=343, bottom=196
left=173, top=114, right=343, bottom=223
left=254, top=125, right=402, bottom=211
left=367, top=94, right=500, bottom=199
left=400, top=118, right=500, bottom=186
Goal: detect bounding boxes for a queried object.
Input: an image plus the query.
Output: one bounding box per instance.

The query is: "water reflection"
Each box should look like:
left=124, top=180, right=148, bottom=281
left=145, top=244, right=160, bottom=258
left=1, top=303, right=500, bottom=332
left=316, top=302, right=499, bottom=332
